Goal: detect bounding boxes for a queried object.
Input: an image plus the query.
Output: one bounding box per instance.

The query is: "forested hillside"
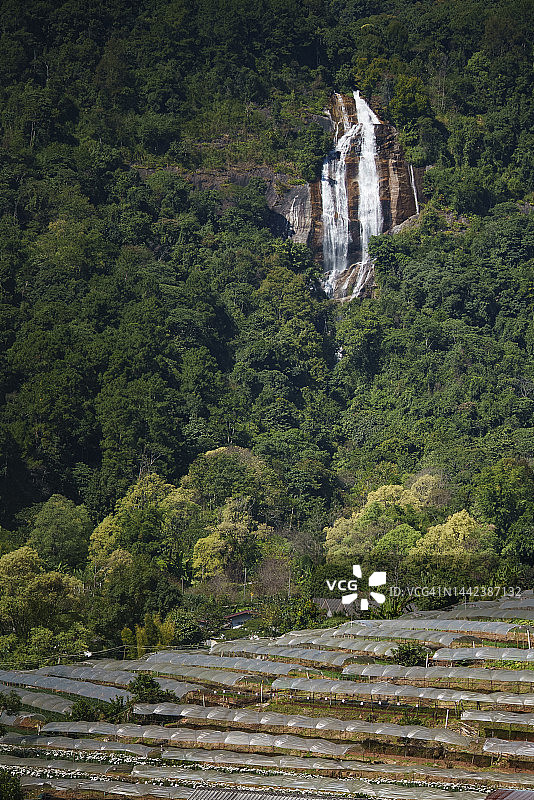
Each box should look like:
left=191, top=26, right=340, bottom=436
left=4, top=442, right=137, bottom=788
left=1, top=0, right=534, bottom=663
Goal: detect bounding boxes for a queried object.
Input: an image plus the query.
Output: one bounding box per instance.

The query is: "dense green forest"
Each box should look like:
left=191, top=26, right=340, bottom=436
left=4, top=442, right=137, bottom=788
left=1, top=0, right=534, bottom=664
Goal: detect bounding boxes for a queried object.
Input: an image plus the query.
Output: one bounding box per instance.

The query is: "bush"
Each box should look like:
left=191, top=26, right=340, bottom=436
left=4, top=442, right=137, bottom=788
left=68, top=697, right=109, bottom=721
left=0, top=769, right=23, bottom=800
left=128, top=674, right=177, bottom=703
left=394, top=642, right=430, bottom=666
left=0, top=690, right=21, bottom=715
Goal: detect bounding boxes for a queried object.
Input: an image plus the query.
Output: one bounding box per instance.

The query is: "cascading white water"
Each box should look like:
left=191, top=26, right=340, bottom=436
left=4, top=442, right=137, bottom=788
left=321, top=90, right=383, bottom=298
left=409, top=163, right=420, bottom=215
left=350, top=90, right=382, bottom=297
left=321, top=94, right=360, bottom=296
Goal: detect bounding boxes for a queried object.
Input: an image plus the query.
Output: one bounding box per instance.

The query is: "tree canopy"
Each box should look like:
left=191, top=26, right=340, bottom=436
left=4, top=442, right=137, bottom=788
left=0, top=0, right=533, bottom=662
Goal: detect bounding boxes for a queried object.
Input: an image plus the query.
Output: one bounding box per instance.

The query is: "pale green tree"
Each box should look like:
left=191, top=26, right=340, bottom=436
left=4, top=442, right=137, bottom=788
left=407, top=473, right=450, bottom=508
left=0, top=547, right=83, bottom=641
left=325, top=486, right=417, bottom=563
left=88, top=514, right=122, bottom=567
left=88, top=473, right=204, bottom=575
left=192, top=498, right=271, bottom=582
left=408, top=509, right=497, bottom=581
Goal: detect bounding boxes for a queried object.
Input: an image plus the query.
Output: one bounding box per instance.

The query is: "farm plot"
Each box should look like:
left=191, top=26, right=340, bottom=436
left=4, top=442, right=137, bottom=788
left=6, top=594, right=534, bottom=798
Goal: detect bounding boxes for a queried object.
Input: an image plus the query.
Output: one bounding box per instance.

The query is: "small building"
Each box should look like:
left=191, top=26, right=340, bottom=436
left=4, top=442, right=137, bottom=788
left=225, top=610, right=255, bottom=629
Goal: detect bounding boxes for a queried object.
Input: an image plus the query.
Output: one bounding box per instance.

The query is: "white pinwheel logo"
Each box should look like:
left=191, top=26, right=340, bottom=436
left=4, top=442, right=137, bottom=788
left=341, top=564, right=387, bottom=610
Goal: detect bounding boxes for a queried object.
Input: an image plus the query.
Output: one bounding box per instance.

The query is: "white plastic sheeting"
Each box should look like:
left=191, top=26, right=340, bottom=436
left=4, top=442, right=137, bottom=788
left=41, top=721, right=167, bottom=739
left=130, top=702, right=469, bottom=746
left=166, top=727, right=353, bottom=755
left=140, top=663, right=253, bottom=687
left=0, top=754, right=119, bottom=776
left=211, top=640, right=375, bottom=665
left=18, top=770, right=485, bottom=800
left=127, top=744, right=533, bottom=784
left=483, top=737, right=534, bottom=758
left=19, top=777, right=194, bottom=798
left=160, top=747, right=351, bottom=770
left=133, top=766, right=487, bottom=800
left=428, top=603, right=534, bottom=621
left=39, top=717, right=467, bottom=750
left=434, top=647, right=534, bottom=663
left=38, top=663, right=203, bottom=698
left=341, top=663, right=534, bottom=685
left=0, top=682, right=72, bottom=714
left=275, top=631, right=400, bottom=654
left=155, top=678, right=202, bottom=696
left=462, top=710, right=534, bottom=726
left=271, top=676, right=517, bottom=706
left=32, top=722, right=354, bottom=755
left=40, top=664, right=137, bottom=684
left=335, top=620, right=519, bottom=636
left=4, top=750, right=534, bottom=790
left=1, top=733, right=151, bottom=756
left=0, top=669, right=130, bottom=701
left=145, top=651, right=303, bottom=676
left=87, top=658, right=154, bottom=670
left=277, top=629, right=464, bottom=648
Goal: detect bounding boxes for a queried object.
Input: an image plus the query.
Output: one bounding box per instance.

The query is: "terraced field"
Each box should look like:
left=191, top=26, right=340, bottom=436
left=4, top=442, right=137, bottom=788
left=4, top=592, right=534, bottom=800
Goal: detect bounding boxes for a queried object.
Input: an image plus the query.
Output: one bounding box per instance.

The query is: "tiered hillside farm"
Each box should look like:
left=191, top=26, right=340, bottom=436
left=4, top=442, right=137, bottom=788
left=5, top=593, right=534, bottom=799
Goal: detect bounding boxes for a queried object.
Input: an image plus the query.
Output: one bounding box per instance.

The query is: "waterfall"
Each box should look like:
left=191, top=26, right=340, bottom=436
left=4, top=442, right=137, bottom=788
left=321, top=90, right=383, bottom=299
left=321, top=94, right=359, bottom=296
left=409, top=164, right=420, bottom=215
left=350, top=90, right=382, bottom=298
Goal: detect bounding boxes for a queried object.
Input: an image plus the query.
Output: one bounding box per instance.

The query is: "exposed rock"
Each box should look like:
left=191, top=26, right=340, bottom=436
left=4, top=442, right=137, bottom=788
left=387, top=214, right=420, bottom=235
left=306, top=94, right=422, bottom=298
left=135, top=96, right=421, bottom=294
left=269, top=184, right=313, bottom=245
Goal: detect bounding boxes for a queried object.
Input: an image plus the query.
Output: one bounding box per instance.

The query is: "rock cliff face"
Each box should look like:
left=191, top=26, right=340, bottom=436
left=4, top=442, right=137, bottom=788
left=269, top=184, right=312, bottom=245
left=136, top=93, right=421, bottom=300
left=278, top=93, right=423, bottom=299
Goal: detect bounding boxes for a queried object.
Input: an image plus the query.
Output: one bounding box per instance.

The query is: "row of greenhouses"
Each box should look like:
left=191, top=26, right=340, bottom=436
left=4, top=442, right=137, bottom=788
left=277, top=630, right=467, bottom=648
left=211, top=640, right=390, bottom=663
left=0, top=682, right=73, bottom=714
left=45, top=707, right=469, bottom=746
left=334, top=620, right=520, bottom=636
left=270, top=676, right=534, bottom=708
left=145, top=651, right=305, bottom=675
left=0, top=669, right=131, bottom=701
left=3, top=750, right=490, bottom=800
left=433, top=647, right=534, bottom=662
left=340, top=663, right=534, bottom=685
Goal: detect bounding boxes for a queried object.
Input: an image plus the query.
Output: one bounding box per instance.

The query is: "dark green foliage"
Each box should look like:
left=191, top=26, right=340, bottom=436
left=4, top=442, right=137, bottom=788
left=28, top=494, right=92, bottom=569
left=0, top=769, right=23, bottom=800
left=394, top=642, right=430, bottom=667
left=188, top=452, right=250, bottom=509
left=87, top=555, right=184, bottom=640
left=128, top=673, right=177, bottom=703
left=1, top=0, right=534, bottom=664
left=169, top=610, right=203, bottom=645
left=68, top=697, right=110, bottom=722
left=67, top=695, right=126, bottom=721
left=2, top=0, right=533, bottom=525
left=339, top=206, right=534, bottom=505
left=0, top=690, right=21, bottom=716
left=259, top=597, right=325, bottom=636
